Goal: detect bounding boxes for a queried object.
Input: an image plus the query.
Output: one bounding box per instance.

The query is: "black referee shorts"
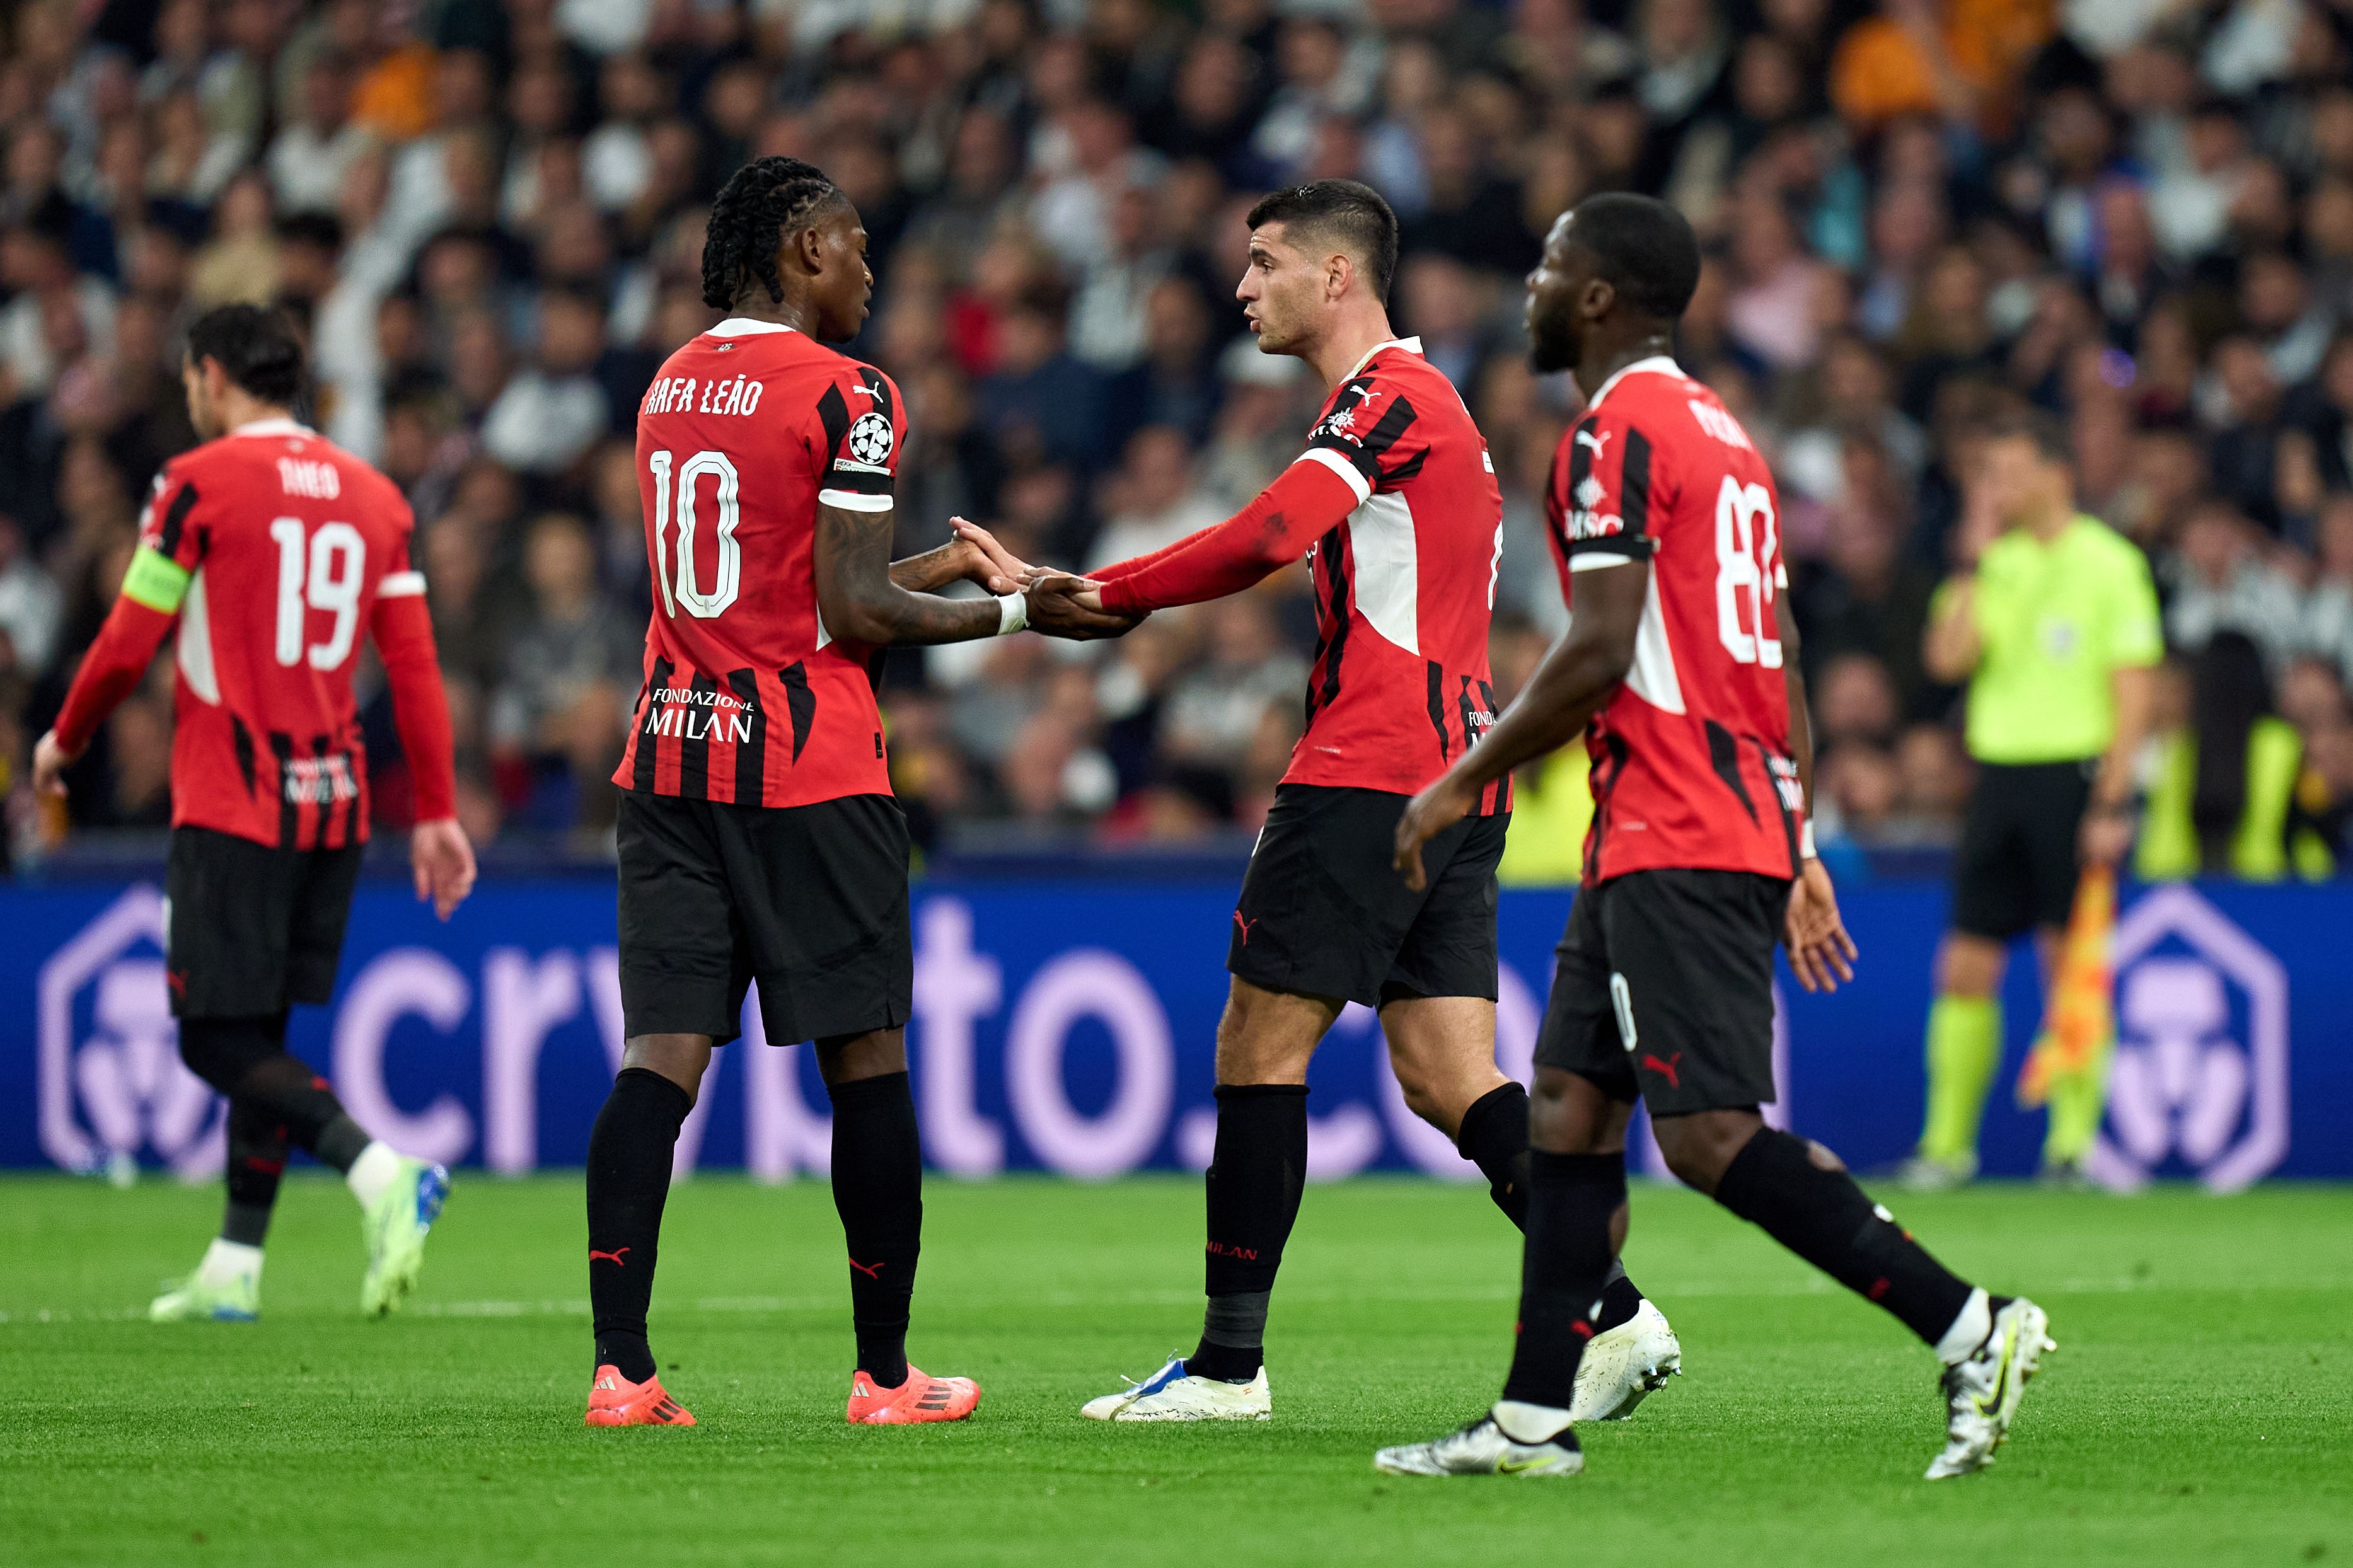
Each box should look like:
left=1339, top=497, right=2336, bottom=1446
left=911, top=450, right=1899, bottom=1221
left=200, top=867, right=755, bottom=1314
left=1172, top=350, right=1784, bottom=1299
left=1950, top=759, right=2095, bottom=941
left=1534, top=868, right=1788, bottom=1117
left=164, top=826, right=362, bottom=1019
left=1227, top=783, right=1507, bottom=1007
left=616, top=790, right=913, bottom=1047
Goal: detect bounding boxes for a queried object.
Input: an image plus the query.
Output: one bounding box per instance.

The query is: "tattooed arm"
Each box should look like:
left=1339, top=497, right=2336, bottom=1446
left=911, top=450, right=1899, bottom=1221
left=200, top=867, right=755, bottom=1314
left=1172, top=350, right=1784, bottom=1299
left=816, top=502, right=1007, bottom=645
left=819, top=504, right=1134, bottom=645
left=888, top=519, right=1030, bottom=594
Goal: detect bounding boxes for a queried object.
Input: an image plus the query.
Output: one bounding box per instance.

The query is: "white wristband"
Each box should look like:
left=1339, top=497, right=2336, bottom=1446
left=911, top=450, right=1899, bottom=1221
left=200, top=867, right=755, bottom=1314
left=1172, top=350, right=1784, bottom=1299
left=995, top=591, right=1028, bottom=636
left=1800, top=820, right=1817, bottom=860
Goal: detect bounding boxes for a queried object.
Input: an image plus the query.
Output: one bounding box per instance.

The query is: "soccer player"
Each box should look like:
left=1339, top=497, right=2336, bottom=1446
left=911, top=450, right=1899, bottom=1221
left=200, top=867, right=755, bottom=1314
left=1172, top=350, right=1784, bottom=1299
left=1372, top=194, right=2052, bottom=1482
left=582, top=156, right=1127, bottom=1429
left=33, top=303, right=475, bottom=1322
left=1042, top=180, right=1679, bottom=1425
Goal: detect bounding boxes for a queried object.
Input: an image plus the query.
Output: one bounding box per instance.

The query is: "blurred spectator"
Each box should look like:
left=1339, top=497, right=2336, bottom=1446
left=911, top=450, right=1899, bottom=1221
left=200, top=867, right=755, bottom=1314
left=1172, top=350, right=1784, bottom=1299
left=481, top=289, right=610, bottom=474
left=0, top=0, right=2348, bottom=865
left=0, top=515, right=61, bottom=677
left=1088, top=425, right=1227, bottom=572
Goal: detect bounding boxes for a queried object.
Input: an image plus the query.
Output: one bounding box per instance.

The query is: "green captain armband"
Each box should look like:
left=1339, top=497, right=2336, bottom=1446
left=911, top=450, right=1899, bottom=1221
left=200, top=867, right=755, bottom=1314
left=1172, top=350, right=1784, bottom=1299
left=120, top=546, right=192, bottom=613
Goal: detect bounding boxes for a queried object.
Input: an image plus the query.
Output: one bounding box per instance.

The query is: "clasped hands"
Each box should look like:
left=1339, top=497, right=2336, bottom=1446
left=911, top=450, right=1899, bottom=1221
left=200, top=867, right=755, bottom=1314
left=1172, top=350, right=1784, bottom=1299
left=949, top=517, right=1143, bottom=640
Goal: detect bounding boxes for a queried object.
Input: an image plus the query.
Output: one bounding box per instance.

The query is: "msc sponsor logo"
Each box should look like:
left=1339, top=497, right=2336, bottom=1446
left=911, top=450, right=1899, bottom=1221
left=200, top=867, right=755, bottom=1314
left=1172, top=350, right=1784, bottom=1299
left=2093, top=886, right=2289, bottom=1194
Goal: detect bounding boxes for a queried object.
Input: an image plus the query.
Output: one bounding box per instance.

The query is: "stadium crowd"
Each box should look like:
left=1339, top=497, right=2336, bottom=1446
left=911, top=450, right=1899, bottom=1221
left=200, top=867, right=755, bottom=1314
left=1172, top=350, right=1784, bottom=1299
left=3, top=0, right=2353, bottom=873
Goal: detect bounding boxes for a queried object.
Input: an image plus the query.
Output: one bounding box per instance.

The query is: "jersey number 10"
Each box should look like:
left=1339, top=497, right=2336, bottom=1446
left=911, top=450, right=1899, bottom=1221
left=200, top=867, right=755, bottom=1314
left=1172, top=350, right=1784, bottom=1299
left=269, top=517, right=366, bottom=670
left=1713, top=477, right=1783, bottom=668
left=646, top=449, right=743, bottom=621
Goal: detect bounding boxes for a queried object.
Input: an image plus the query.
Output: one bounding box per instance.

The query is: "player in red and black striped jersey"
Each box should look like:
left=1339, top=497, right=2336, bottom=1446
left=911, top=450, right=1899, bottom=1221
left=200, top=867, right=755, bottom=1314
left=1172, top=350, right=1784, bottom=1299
left=1054, top=182, right=1672, bottom=1427
left=34, top=304, right=473, bottom=1323
left=581, top=157, right=1128, bottom=1432
left=1379, top=196, right=2049, bottom=1484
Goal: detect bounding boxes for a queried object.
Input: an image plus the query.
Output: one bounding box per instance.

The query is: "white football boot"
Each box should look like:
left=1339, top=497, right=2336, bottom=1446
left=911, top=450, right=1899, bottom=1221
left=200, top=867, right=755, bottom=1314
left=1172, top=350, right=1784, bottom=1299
left=1926, top=1296, right=2054, bottom=1479
left=1375, top=1414, right=1583, bottom=1478
left=1080, top=1353, right=1271, bottom=1422
left=1569, top=1298, right=1683, bottom=1421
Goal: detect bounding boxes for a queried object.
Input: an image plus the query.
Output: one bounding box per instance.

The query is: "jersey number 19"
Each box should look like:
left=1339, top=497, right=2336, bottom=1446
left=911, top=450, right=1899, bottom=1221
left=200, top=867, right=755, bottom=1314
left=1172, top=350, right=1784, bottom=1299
left=269, top=517, right=366, bottom=670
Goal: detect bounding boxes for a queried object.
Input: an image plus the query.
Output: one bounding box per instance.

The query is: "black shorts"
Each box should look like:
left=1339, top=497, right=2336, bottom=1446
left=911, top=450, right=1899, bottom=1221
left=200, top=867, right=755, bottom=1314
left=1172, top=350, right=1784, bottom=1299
left=616, top=790, right=912, bottom=1047
left=1227, top=783, right=1507, bottom=1008
left=1534, top=868, right=1788, bottom=1117
left=164, top=826, right=362, bottom=1020
left=1951, top=759, right=2094, bottom=940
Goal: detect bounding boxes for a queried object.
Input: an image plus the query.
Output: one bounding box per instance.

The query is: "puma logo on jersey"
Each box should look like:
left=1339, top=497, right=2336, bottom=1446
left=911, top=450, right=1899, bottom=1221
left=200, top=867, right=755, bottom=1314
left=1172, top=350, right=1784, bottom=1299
left=849, top=383, right=881, bottom=398
left=1575, top=428, right=1613, bottom=459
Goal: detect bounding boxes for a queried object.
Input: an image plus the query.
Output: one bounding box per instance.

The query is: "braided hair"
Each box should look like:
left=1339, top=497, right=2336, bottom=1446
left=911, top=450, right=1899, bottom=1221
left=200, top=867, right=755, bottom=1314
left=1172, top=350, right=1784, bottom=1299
left=700, top=156, right=847, bottom=311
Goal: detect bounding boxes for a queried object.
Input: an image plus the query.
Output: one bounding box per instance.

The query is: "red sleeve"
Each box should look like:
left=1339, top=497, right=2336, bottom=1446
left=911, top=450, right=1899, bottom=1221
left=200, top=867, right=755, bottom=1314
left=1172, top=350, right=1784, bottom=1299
left=370, top=588, right=457, bottom=821
left=51, top=597, right=175, bottom=755
left=1094, top=529, right=1196, bottom=584
left=1097, top=458, right=1362, bottom=614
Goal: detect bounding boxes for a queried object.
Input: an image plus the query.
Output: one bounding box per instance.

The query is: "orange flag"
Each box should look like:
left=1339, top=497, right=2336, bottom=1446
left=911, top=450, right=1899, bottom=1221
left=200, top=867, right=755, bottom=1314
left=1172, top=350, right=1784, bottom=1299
left=2017, top=864, right=2116, bottom=1108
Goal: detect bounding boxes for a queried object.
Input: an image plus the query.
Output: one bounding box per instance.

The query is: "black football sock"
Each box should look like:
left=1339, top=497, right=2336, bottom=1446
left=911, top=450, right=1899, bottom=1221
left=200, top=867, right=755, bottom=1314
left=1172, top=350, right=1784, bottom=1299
left=1457, top=1082, right=1646, bottom=1332
left=826, top=1071, right=923, bottom=1389
left=1500, top=1151, right=1626, bottom=1415
left=221, top=1099, right=288, bottom=1247
left=180, top=1014, right=367, bottom=1172
left=1457, top=1081, right=1532, bottom=1228
left=1597, top=1262, right=1643, bottom=1333
left=1189, top=1083, right=1309, bottom=1382
left=586, top=1066, right=691, bottom=1383
left=1713, top=1127, right=1974, bottom=1346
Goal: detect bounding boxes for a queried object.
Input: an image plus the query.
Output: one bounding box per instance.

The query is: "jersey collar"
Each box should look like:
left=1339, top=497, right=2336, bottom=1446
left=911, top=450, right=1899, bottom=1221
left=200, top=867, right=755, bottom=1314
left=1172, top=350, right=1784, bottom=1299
left=707, top=317, right=799, bottom=337
left=229, top=417, right=314, bottom=439
left=1584, top=354, right=1686, bottom=412
left=1339, top=335, right=1424, bottom=384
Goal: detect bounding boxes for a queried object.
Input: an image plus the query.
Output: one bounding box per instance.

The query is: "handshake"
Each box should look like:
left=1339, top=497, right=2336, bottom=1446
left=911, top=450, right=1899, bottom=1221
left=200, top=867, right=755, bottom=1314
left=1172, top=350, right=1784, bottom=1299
left=947, top=517, right=1146, bottom=641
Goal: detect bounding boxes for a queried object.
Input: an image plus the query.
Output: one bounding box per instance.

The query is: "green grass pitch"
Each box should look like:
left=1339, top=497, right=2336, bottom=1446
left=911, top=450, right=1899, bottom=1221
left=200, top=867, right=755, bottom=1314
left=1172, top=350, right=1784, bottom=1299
left=3, top=1173, right=2347, bottom=1567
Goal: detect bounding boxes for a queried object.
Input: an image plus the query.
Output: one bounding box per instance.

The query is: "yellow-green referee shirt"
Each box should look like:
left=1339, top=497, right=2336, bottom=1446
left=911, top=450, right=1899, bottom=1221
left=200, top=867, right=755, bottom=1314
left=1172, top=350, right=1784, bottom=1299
left=1953, top=514, right=2164, bottom=764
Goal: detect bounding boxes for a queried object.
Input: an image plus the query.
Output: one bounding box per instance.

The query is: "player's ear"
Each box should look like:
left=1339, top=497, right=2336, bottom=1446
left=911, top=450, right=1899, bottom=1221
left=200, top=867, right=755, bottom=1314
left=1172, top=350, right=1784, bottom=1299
left=1327, top=251, right=1351, bottom=302
left=1581, top=276, right=1616, bottom=322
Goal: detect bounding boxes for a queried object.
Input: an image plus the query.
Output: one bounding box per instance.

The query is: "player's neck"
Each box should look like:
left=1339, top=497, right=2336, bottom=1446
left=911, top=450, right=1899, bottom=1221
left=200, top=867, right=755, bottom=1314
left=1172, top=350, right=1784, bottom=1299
left=1305, top=307, right=1401, bottom=390
left=728, top=296, right=816, bottom=337
left=2023, top=500, right=2075, bottom=541
left=211, top=389, right=292, bottom=437
left=1576, top=331, right=1676, bottom=401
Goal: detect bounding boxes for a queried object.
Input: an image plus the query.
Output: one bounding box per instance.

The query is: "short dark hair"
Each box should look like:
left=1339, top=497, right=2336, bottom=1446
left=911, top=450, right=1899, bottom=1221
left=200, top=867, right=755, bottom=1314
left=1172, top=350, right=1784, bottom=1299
left=1246, top=179, right=1401, bottom=302
left=1982, top=408, right=2073, bottom=468
left=274, top=211, right=344, bottom=252
left=185, top=303, right=306, bottom=408
left=701, top=156, right=848, bottom=310
left=1567, top=192, right=1702, bottom=321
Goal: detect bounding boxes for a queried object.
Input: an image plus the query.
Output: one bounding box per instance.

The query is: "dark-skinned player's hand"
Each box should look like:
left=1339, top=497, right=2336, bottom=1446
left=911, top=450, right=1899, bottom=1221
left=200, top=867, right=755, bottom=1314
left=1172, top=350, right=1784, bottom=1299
left=1392, top=774, right=1477, bottom=892
left=948, top=517, right=1032, bottom=593
left=1783, top=856, right=1859, bottom=993
left=1024, top=572, right=1145, bottom=640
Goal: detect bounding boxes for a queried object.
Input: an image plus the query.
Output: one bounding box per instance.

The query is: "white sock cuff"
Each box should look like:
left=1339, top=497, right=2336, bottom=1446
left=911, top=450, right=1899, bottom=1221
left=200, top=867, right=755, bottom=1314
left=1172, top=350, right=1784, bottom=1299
left=345, top=1141, right=402, bottom=1207
left=1492, top=1400, right=1572, bottom=1444
left=1934, top=1286, right=1993, bottom=1364
left=197, top=1237, right=263, bottom=1285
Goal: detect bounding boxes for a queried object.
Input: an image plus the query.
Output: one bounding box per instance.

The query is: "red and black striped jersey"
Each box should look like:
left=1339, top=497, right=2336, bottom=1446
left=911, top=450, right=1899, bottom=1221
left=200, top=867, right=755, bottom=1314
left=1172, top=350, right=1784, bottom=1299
left=120, top=420, right=418, bottom=850
left=1542, top=357, right=1799, bottom=886
left=613, top=318, right=901, bottom=807
left=1286, top=337, right=1510, bottom=812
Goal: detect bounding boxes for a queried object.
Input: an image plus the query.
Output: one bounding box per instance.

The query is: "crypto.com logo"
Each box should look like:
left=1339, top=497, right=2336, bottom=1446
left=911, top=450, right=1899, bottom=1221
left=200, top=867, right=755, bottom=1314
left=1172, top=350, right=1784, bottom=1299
left=2092, top=886, right=2289, bottom=1194
left=38, top=885, right=224, bottom=1179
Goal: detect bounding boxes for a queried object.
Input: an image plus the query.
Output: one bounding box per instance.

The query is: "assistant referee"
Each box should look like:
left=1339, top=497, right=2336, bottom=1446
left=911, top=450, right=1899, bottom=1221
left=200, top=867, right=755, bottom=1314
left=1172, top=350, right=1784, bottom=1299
left=1905, top=413, right=2160, bottom=1187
